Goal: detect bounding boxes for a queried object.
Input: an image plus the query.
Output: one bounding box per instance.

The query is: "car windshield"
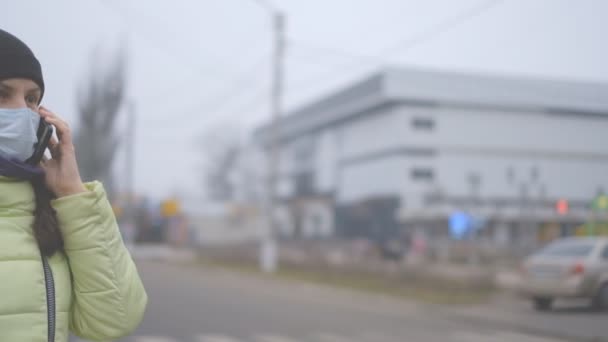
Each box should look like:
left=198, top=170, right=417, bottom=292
left=537, top=240, right=596, bottom=257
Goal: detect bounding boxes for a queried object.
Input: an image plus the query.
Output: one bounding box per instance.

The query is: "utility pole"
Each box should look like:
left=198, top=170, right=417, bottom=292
left=260, top=6, right=285, bottom=274
left=124, top=99, right=137, bottom=248
left=126, top=100, right=136, bottom=207
left=467, top=172, right=481, bottom=265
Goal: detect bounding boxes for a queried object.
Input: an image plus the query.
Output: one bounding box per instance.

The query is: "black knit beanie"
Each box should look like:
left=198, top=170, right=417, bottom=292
left=0, top=29, right=45, bottom=101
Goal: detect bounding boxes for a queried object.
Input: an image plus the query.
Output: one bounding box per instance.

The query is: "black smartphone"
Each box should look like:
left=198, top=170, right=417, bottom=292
left=26, top=119, right=54, bottom=165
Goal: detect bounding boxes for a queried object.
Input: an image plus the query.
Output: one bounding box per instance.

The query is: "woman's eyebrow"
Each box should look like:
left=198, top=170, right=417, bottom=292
left=0, top=82, right=14, bottom=91
left=26, top=86, right=41, bottom=94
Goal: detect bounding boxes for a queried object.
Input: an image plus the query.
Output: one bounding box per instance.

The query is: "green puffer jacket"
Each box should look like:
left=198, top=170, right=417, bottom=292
left=0, top=176, right=147, bottom=341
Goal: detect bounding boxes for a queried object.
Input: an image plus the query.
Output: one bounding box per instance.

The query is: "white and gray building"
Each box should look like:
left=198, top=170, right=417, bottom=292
left=253, top=67, right=608, bottom=247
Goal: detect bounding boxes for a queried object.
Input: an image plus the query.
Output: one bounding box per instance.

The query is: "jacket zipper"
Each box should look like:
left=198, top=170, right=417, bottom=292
left=42, top=256, right=56, bottom=342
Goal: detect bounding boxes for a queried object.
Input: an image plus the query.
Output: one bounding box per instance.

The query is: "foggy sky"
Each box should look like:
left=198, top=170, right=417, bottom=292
left=2, top=0, right=607, bottom=201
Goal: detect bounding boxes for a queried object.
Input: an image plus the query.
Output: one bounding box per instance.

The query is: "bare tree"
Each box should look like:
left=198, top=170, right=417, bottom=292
left=199, top=123, right=246, bottom=202
left=232, top=143, right=266, bottom=204
left=74, top=47, right=127, bottom=200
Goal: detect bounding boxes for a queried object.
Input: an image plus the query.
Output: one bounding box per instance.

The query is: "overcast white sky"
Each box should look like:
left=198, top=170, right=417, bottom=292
left=2, top=0, right=607, bottom=200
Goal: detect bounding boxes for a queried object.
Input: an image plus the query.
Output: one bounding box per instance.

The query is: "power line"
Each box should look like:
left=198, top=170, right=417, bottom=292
left=287, top=43, right=384, bottom=74
left=288, top=0, right=503, bottom=65
left=142, top=52, right=270, bottom=106
left=208, top=88, right=269, bottom=125
left=100, top=0, right=265, bottom=74
left=143, top=86, right=269, bottom=130
left=194, top=83, right=269, bottom=127
left=99, top=1, right=224, bottom=69
left=283, top=48, right=381, bottom=106
left=251, top=0, right=278, bottom=12
left=288, top=39, right=391, bottom=65
left=143, top=72, right=269, bottom=127
left=284, top=0, right=503, bottom=102
left=99, top=0, right=275, bottom=127
left=383, top=0, right=503, bottom=55
left=179, top=59, right=267, bottom=114
left=104, top=0, right=502, bottom=129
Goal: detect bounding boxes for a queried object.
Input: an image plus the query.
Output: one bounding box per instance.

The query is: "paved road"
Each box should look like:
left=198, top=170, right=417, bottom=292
left=86, top=260, right=600, bottom=342
left=448, top=294, right=608, bottom=341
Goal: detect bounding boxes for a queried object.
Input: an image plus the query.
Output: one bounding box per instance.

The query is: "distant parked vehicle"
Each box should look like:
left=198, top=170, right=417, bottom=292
left=520, top=237, right=608, bottom=311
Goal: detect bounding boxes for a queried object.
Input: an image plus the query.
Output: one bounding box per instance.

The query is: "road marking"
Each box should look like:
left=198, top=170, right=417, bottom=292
left=314, top=333, right=356, bottom=342
left=124, top=331, right=563, bottom=342
left=493, top=332, right=562, bottom=342
left=454, top=331, right=502, bottom=342
left=254, top=334, right=300, bottom=342
left=452, top=331, right=562, bottom=342
left=357, top=331, right=405, bottom=342
left=131, top=337, right=178, bottom=342
left=197, top=334, right=242, bottom=342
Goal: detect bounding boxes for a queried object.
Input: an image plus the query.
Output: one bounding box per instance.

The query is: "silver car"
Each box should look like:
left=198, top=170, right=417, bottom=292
left=520, top=237, right=608, bottom=311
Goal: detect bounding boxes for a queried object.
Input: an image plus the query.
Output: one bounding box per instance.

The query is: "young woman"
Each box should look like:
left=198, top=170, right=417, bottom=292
left=0, top=28, right=147, bottom=341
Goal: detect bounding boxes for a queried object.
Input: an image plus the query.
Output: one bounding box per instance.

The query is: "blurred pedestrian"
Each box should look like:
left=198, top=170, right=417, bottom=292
left=0, top=29, right=147, bottom=341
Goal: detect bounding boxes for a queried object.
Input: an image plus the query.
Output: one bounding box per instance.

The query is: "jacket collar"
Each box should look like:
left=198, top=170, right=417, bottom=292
left=0, top=176, right=35, bottom=216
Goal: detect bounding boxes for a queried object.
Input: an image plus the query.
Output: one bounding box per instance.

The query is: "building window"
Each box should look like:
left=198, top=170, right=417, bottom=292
left=506, top=167, right=515, bottom=184
left=292, top=136, right=316, bottom=173
left=294, top=171, right=315, bottom=196
left=411, top=168, right=434, bottom=182
left=411, top=117, right=435, bottom=131
left=531, top=166, right=539, bottom=182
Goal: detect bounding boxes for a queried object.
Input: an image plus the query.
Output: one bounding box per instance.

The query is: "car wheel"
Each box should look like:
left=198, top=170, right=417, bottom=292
left=533, top=297, right=553, bottom=311
left=592, top=283, right=608, bottom=311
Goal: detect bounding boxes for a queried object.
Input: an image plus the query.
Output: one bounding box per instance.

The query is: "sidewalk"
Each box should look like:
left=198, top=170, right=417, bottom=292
left=128, top=244, right=197, bottom=263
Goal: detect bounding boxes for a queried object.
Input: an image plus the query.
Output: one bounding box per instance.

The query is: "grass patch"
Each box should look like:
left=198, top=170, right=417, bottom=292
left=195, top=257, right=493, bottom=305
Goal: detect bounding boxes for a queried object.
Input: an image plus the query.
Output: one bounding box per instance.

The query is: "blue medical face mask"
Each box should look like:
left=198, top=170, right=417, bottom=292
left=0, top=108, right=40, bottom=162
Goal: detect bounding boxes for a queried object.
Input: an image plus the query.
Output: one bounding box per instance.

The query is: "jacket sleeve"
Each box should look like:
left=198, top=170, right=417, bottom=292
left=51, top=181, right=147, bottom=341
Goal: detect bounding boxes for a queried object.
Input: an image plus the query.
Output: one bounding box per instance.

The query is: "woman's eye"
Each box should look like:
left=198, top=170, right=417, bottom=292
left=26, top=95, right=38, bottom=104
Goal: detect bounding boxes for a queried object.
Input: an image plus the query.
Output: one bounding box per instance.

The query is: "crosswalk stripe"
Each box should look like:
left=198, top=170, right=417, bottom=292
left=452, top=331, right=561, bottom=342
left=122, top=331, right=563, bottom=342
left=453, top=332, right=501, bottom=342
left=130, top=337, right=178, bottom=342
left=493, top=332, right=561, bottom=342
left=315, top=333, right=356, bottom=342
left=452, top=331, right=484, bottom=341
left=356, top=331, right=403, bottom=342
left=197, top=334, right=242, bottom=342
left=254, top=334, right=300, bottom=342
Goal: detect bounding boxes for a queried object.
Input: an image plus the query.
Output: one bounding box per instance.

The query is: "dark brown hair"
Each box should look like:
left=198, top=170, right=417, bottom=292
left=31, top=177, right=63, bottom=256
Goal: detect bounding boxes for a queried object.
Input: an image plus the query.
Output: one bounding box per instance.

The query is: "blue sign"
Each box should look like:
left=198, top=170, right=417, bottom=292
left=449, top=211, right=472, bottom=239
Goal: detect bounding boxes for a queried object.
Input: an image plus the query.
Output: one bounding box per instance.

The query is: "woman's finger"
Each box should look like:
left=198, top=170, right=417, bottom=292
left=43, top=115, right=72, bottom=146
left=38, top=108, right=75, bottom=154
left=39, top=155, right=49, bottom=170
left=38, top=106, right=54, bottom=119
left=48, top=135, right=60, bottom=159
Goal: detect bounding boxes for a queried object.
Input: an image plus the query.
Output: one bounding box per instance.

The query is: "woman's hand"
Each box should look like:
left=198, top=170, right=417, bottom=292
left=38, top=107, right=86, bottom=198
